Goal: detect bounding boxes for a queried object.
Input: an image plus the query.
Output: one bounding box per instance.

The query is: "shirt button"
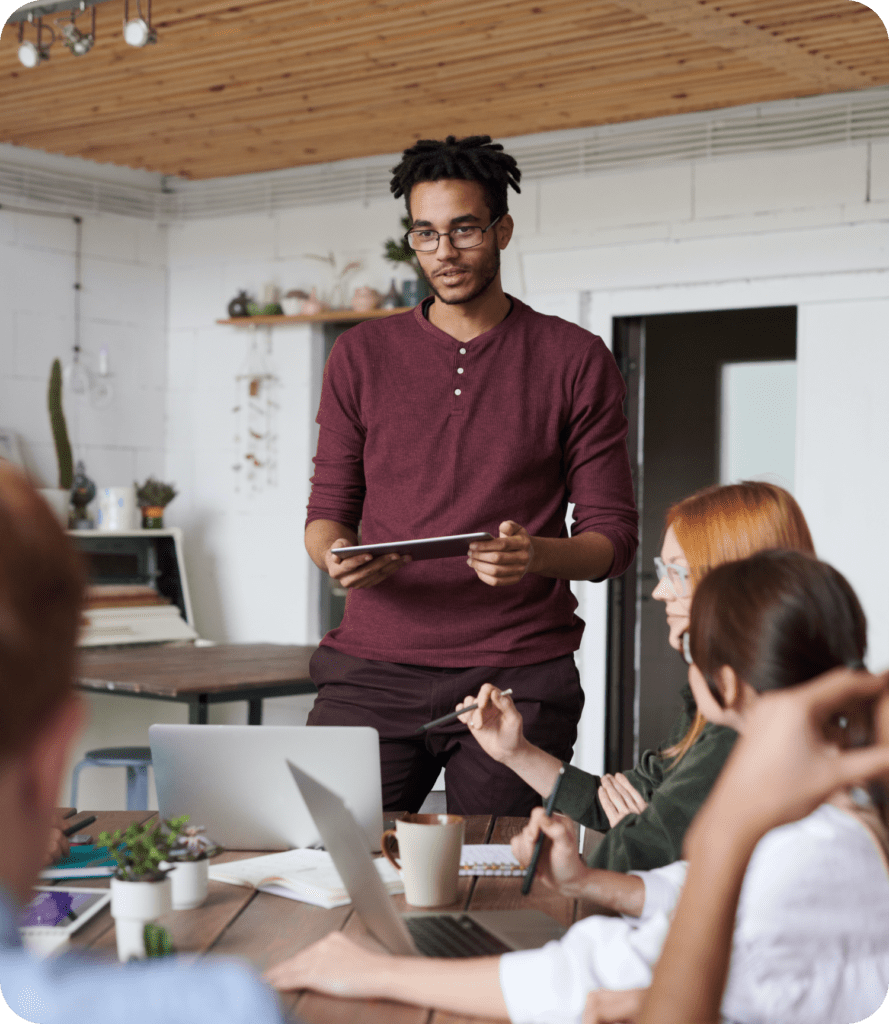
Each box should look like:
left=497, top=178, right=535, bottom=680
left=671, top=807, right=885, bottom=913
left=454, top=389, right=461, bottom=396
left=457, top=367, right=464, bottom=374
left=459, top=347, right=467, bottom=355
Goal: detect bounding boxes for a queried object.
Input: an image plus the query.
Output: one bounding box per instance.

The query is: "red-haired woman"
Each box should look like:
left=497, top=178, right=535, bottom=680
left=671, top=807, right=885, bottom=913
left=457, top=481, right=815, bottom=872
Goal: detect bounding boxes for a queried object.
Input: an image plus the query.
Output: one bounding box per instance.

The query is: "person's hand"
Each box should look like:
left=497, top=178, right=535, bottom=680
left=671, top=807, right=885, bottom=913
left=582, top=987, right=646, bottom=1024
left=467, top=521, right=534, bottom=587
left=324, top=538, right=409, bottom=590
left=457, top=684, right=526, bottom=764
left=264, top=932, right=389, bottom=997
left=511, top=808, right=590, bottom=897
left=688, top=667, right=889, bottom=855
left=597, top=773, right=648, bottom=828
left=45, top=812, right=70, bottom=866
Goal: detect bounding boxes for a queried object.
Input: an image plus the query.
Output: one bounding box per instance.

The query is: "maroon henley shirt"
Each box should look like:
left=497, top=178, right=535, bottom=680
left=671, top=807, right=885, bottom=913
left=306, top=296, right=638, bottom=667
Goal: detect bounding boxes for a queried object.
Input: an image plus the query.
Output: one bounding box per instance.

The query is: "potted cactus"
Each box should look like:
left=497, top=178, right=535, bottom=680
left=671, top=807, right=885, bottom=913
left=40, top=359, right=74, bottom=524
left=98, top=816, right=188, bottom=961
left=134, top=477, right=177, bottom=529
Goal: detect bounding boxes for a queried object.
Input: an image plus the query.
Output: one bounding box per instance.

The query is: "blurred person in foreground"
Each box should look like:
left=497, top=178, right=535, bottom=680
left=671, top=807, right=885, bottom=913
left=0, top=464, right=287, bottom=1024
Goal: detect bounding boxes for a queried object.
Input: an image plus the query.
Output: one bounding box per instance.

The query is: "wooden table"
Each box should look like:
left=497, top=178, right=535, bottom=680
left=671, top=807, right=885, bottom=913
left=65, top=811, right=586, bottom=1024
left=76, top=643, right=317, bottom=724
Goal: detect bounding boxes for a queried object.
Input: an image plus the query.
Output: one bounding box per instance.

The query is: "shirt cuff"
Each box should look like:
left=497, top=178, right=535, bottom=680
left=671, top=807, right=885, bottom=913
left=630, top=860, right=688, bottom=922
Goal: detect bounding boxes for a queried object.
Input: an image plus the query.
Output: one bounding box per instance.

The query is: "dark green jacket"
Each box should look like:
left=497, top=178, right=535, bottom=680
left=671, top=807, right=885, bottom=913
left=553, top=684, right=737, bottom=873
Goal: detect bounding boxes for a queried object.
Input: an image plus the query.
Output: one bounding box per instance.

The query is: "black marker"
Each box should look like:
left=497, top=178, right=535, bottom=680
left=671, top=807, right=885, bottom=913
left=63, top=815, right=97, bottom=837
left=521, top=766, right=566, bottom=896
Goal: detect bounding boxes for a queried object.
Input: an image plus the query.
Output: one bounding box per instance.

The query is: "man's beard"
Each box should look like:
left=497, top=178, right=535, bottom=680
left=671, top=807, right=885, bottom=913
left=420, top=245, right=501, bottom=306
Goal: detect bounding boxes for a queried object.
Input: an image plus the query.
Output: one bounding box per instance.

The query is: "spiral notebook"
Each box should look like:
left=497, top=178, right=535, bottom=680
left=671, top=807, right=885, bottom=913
left=459, top=844, right=523, bottom=877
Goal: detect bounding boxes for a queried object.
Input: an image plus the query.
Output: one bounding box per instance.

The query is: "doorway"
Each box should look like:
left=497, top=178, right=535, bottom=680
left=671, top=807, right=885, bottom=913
left=606, top=306, right=797, bottom=771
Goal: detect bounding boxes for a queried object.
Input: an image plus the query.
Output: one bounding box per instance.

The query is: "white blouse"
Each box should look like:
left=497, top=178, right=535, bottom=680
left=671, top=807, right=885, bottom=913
left=498, top=803, right=889, bottom=1024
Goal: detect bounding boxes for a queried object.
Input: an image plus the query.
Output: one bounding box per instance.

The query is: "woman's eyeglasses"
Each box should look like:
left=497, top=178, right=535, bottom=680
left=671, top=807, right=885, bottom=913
left=653, top=556, right=691, bottom=599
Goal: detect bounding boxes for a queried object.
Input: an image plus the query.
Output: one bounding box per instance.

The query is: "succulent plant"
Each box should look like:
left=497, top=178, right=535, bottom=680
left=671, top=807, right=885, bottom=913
left=134, top=477, right=178, bottom=508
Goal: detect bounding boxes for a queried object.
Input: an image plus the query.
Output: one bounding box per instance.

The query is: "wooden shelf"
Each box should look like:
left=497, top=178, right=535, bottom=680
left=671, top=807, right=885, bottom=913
left=217, top=307, right=412, bottom=326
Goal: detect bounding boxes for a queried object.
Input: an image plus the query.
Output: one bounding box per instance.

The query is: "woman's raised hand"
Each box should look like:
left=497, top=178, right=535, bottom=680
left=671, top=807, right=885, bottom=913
left=510, top=808, right=589, bottom=896
left=457, top=683, right=526, bottom=764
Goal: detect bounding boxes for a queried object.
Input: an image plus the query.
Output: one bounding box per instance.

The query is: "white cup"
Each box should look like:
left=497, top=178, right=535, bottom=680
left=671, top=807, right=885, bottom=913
left=382, top=813, right=465, bottom=907
left=96, top=486, right=137, bottom=530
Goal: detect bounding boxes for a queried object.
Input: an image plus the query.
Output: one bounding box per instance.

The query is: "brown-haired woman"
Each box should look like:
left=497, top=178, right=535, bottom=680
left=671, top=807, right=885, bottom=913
left=456, top=481, right=815, bottom=872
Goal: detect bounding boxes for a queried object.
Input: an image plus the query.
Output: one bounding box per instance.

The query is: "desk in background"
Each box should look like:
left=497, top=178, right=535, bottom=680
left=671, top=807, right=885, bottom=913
left=66, top=811, right=582, bottom=1024
left=77, top=643, right=317, bottom=725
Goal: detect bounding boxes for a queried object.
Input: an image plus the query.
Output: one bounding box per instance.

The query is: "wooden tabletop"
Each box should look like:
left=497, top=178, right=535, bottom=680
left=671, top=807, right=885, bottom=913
left=76, top=643, right=316, bottom=698
left=63, top=811, right=586, bottom=1024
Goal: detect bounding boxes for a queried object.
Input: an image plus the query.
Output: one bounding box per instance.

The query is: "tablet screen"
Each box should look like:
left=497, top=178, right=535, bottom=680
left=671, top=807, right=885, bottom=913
left=20, top=889, right=108, bottom=929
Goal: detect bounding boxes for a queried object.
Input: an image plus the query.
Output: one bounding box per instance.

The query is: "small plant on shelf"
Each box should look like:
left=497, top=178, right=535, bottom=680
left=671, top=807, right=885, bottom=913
left=99, top=816, right=189, bottom=882
left=134, top=477, right=178, bottom=529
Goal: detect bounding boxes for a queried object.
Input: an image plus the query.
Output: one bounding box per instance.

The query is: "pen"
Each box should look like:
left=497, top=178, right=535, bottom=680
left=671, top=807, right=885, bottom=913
left=414, top=689, right=514, bottom=734
left=521, top=766, right=566, bottom=896
left=63, top=815, right=97, bottom=837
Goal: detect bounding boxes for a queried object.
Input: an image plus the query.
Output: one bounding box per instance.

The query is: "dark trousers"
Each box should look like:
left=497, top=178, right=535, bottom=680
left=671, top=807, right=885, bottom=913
left=306, top=646, right=584, bottom=815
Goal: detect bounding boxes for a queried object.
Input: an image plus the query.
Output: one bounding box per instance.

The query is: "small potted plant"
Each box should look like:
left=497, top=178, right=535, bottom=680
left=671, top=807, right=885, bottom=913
left=384, top=216, right=431, bottom=307
left=98, top=816, right=188, bottom=962
left=162, top=825, right=221, bottom=910
left=134, top=477, right=177, bottom=528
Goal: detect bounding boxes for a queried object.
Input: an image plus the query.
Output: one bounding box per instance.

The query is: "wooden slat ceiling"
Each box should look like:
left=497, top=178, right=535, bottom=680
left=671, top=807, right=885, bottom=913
left=1, top=0, right=888, bottom=180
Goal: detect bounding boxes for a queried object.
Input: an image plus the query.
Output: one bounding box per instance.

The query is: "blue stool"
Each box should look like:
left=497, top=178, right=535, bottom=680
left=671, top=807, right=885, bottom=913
left=70, top=746, right=153, bottom=811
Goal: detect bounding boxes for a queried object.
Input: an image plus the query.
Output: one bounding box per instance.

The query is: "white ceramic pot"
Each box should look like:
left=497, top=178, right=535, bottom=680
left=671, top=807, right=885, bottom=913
left=110, top=876, right=172, bottom=962
left=38, top=488, right=70, bottom=526
left=162, top=858, right=209, bottom=910
left=281, top=297, right=301, bottom=316
left=96, top=485, right=137, bottom=530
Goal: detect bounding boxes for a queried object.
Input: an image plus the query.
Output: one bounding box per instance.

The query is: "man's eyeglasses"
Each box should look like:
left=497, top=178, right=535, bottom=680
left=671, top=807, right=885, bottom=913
left=653, top=556, right=691, bottom=599
left=404, top=216, right=502, bottom=253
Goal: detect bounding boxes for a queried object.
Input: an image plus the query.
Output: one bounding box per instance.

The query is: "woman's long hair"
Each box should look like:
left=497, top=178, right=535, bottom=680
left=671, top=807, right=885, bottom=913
left=688, top=551, right=866, bottom=705
left=662, top=481, right=815, bottom=763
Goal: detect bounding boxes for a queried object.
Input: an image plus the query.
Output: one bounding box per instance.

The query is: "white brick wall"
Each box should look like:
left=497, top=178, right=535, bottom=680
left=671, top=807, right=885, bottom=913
left=5, top=118, right=889, bottom=802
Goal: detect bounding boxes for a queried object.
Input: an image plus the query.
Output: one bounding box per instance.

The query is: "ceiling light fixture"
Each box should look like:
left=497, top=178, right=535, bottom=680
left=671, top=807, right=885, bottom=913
left=58, top=4, right=95, bottom=55
left=123, top=0, right=155, bottom=47
left=17, top=16, right=52, bottom=67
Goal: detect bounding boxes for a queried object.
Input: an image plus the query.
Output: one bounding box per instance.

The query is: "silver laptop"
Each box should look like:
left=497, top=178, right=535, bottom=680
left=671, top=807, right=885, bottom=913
left=149, top=725, right=382, bottom=851
left=287, top=760, right=566, bottom=958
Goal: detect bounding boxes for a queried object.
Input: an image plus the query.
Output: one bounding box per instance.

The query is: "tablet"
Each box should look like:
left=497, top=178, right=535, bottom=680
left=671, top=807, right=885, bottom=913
left=331, top=532, right=493, bottom=562
left=19, top=886, right=111, bottom=939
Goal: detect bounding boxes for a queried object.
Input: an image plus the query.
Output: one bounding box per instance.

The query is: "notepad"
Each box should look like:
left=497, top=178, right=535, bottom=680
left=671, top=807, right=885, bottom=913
left=459, top=844, right=524, bottom=877
left=209, top=848, right=404, bottom=909
left=39, top=845, right=117, bottom=880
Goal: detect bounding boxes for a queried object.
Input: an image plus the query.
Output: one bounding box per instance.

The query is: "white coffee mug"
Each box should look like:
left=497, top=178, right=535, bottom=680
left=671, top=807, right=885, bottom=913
left=97, top=486, right=137, bottom=530
left=382, top=813, right=465, bottom=908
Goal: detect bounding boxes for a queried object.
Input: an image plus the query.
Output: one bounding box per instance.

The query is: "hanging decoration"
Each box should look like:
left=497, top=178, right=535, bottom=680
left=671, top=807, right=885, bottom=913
left=232, top=328, right=279, bottom=493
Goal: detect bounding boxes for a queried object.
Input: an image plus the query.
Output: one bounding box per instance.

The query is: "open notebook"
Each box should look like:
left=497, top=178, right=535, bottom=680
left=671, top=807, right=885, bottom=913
left=209, top=849, right=403, bottom=909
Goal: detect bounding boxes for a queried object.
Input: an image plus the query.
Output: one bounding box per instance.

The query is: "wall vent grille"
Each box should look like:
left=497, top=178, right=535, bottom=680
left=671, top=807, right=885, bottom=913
left=2, top=87, right=889, bottom=221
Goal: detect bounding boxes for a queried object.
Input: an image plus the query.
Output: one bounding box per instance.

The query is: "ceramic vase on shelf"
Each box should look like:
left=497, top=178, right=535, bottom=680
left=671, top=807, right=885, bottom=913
left=140, top=505, right=165, bottom=529
left=161, top=858, right=209, bottom=910
left=110, top=876, right=172, bottom=962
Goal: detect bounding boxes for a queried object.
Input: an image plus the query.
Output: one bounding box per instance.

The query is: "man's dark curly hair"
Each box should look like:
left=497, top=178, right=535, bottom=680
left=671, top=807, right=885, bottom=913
left=390, top=135, right=521, bottom=221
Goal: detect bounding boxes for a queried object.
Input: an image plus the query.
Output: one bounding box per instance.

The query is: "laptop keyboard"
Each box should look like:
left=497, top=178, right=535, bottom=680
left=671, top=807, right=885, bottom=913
left=405, top=914, right=513, bottom=958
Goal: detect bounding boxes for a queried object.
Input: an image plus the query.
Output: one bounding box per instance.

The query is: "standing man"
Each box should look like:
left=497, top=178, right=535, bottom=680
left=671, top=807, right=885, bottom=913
left=305, top=135, right=637, bottom=815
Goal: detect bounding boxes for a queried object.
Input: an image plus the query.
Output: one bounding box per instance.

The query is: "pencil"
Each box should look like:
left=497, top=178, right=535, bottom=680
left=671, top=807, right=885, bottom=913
left=521, top=766, right=566, bottom=896
left=63, top=815, right=97, bottom=837
left=414, top=689, right=514, bottom=733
